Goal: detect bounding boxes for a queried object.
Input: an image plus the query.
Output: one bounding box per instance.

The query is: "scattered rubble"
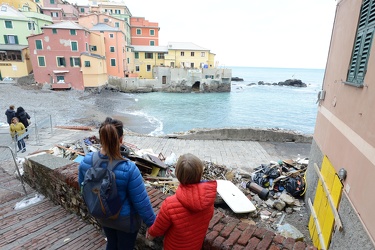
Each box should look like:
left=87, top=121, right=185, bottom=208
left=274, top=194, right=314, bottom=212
left=24, top=135, right=312, bottom=243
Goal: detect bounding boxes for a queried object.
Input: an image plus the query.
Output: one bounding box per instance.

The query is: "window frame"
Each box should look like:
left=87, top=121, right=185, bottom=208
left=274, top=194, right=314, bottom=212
left=52, top=28, right=57, bottom=34
left=3, top=35, right=18, bottom=44
left=110, top=46, right=115, bottom=52
left=136, top=29, right=141, bottom=35
left=135, top=65, right=140, bottom=72
left=110, top=58, right=116, bottom=66
left=71, top=41, right=78, bottom=51
left=146, top=65, right=151, bottom=72
left=84, top=61, right=91, bottom=67
left=145, top=52, right=153, bottom=59
left=181, top=52, right=184, bottom=56
left=191, top=52, right=195, bottom=57
left=150, top=29, right=155, bottom=36
left=35, top=40, right=43, bottom=50
left=37, top=56, right=46, bottom=67
left=70, top=29, right=76, bottom=35
left=135, top=52, right=139, bottom=59
left=5, top=20, right=13, bottom=29
left=70, top=57, right=81, bottom=67
left=57, top=56, right=66, bottom=67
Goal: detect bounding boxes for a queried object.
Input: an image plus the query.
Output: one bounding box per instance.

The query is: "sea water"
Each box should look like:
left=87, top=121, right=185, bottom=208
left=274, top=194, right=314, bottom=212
left=114, top=67, right=325, bottom=135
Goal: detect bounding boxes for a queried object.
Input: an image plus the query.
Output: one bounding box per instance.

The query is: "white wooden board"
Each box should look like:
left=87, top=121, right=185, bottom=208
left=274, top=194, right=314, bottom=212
left=216, top=180, right=256, bottom=213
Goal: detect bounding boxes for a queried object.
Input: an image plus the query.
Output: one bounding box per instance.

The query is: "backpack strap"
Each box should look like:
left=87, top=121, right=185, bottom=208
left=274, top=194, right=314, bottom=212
left=91, top=151, right=127, bottom=171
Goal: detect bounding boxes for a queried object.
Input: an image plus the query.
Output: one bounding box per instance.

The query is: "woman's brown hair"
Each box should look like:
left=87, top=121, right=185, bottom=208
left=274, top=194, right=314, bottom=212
left=175, top=153, right=203, bottom=185
left=99, top=117, right=124, bottom=162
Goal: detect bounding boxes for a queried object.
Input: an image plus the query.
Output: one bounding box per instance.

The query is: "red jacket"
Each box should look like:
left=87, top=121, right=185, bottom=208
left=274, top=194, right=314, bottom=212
left=148, top=181, right=217, bottom=250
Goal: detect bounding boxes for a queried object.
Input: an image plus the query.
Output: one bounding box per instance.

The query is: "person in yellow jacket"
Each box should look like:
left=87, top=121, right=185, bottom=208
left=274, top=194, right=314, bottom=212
left=10, top=117, right=26, bottom=153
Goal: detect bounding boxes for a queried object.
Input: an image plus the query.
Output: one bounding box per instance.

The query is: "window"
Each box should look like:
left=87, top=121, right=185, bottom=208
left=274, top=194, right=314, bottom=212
left=201, top=52, right=205, bottom=57
left=56, top=76, right=64, bottom=82
left=115, top=22, right=120, bottom=28
left=191, top=52, right=195, bottom=57
left=115, top=9, right=121, bottom=14
left=1, top=51, right=22, bottom=61
left=191, top=63, right=194, bottom=68
left=28, top=22, right=35, bottom=30
left=135, top=65, right=140, bottom=72
left=136, top=29, right=141, bottom=35
left=150, top=41, right=155, bottom=46
left=127, top=58, right=130, bottom=64
left=38, top=56, right=45, bottom=67
left=52, top=28, right=57, bottom=34
left=70, top=57, right=81, bottom=67
left=80, top=8, right=84, bottom=13
left=36, top=40, right=43, bottom=50
left=71, top=41, right=78, bottom=51
left=109, top=34, right=114, bottom=38
left=3, top=35, right=18, bottom=44
left=5, top=21, right=12, bottom=29
left=150, top=29, right=155, bottom=36
left=70, top=29, right=76, bottom=35
left=147, top=65, right=151, bottom=71
left=84, top=61, right=91, bottom=67
left=347, top=0, right=375, bottom=86
left=86, top=43, right=88, bottom=51
left=104, top=18, right=109, bottom=22
left=145, top=53, right=153, bottom=59
left=57, top=57, right=66, bottom=67
left=181, top=52, right=184, bottom=56
left=135, top=52, right=139, bottom=59
left=158, top=53, right=164, bottom=59
left=90, top=45, right=97, bottom=51
left=111, top=58, right=116, bottom=66
left=50, top=0, right=55, bottom=3
left=110, top=46, right=115, bottom=52
left=51, top=12, right=58, bottom=17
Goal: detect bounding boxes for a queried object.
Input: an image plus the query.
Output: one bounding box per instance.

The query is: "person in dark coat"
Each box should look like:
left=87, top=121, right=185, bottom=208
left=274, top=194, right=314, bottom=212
left=5, top=105, right=16, bottom=125
left=16, top=106, right=30, bottom=129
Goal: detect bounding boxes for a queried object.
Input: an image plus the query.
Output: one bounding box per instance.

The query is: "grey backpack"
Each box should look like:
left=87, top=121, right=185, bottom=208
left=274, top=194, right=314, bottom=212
left=82, top=152, right=126, bottom=219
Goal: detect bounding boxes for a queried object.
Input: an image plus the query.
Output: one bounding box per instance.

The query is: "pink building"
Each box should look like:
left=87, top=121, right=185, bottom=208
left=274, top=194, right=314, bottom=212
left=130, top=17, right=159, bottom=46
left=40, top=0, right=79, bottom=22
left=28, top=21, right=90, bottom=90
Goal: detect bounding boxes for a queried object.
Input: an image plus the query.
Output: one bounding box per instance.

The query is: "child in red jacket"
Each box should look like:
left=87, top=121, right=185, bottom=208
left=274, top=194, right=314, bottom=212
left=147, top=153, right=217, bottom=250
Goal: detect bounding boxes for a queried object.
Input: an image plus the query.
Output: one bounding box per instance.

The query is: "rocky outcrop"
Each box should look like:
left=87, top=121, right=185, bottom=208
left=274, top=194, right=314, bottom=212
left=250, top=79, right=307, bottom=87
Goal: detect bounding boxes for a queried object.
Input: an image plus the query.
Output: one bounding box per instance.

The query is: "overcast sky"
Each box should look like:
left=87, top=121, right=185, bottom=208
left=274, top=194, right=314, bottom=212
left=77, top=0, right=337, bottom=69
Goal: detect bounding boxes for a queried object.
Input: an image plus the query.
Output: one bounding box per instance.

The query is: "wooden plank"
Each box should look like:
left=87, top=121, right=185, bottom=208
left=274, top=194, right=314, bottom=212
left=308, top=198, right=327, bottom=250
left=314, top=163, right=343, bottom=232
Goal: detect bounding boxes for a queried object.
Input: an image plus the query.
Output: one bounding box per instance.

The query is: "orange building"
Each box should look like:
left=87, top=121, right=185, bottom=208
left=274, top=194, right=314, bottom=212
left=90, top=23, right=126, bottom=77
left=130, top=17, right=159, bottom=46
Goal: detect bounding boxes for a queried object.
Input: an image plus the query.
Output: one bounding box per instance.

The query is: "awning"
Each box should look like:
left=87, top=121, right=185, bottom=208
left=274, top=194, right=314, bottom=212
left=53, top=70, right=69, bottom=74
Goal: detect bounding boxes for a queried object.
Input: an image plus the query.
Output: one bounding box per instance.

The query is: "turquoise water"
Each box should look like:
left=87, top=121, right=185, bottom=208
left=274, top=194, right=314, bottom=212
left=115, top=67, right=325, bottom=135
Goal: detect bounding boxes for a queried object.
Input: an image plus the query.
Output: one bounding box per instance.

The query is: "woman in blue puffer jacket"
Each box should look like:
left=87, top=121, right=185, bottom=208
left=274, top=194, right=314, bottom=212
left=78, top=117, right=155, bottom=250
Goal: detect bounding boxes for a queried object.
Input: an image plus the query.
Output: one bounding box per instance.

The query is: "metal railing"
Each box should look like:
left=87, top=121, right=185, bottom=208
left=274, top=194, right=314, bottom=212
left=0, top=145, right=28, bottom=195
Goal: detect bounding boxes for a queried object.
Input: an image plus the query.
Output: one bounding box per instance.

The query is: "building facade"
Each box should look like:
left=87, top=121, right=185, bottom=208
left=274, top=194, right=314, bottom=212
left=130, top=17, right=159, bottom=46
left=27, top=21, right=90, bottom=90
left=306, top=0, right=375, bottom=249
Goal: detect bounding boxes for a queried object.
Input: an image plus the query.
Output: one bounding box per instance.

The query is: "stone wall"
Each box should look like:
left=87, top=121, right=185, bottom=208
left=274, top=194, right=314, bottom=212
left=169, top=128, right=313, bottom=143
left=23, top=153, right=317, bottom=250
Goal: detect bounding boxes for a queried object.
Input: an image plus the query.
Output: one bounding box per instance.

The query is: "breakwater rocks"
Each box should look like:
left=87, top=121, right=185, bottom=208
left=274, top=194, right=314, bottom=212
left=165, top=127, right=313, bottom=143
left=248, top=79, right=307, bottom=87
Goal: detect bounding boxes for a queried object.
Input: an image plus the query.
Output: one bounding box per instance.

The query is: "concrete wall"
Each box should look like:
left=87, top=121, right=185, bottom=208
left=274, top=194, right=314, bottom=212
left=171, top=128, right=312, bottom=143
left=306, top=139, right=374, bottom=250
left=107, top=67, right=231, bottom=93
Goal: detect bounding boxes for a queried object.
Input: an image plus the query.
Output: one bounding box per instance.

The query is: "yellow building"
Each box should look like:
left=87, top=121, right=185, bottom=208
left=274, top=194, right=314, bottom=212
left=132, top=45, right=168, bottom=79
left=132, top=42, right=216, bottom=79
left=165, top=42, right=215, bottom=69
left=0, top=45, right=32, bottom=79
left=1, top=0, right=40, bottom=13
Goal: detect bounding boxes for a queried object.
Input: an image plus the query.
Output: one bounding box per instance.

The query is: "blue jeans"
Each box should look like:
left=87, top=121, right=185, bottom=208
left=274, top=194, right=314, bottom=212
left=103, top=227, right=138, bottom=250
left=16, top=136, right=25, bottom=151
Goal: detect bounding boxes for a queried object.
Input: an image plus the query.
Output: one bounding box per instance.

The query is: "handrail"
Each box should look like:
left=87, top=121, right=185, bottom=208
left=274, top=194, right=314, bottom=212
left=0, top=145, right=28, bottom=196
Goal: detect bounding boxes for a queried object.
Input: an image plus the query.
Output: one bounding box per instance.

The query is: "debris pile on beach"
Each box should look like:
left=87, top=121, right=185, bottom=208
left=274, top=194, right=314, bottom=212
left=39, top=136, right=310, bottom=241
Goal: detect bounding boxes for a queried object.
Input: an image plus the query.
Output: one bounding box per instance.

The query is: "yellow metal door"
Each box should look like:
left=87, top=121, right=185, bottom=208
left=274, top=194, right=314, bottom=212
left=309, top=156, right=343, bottom=249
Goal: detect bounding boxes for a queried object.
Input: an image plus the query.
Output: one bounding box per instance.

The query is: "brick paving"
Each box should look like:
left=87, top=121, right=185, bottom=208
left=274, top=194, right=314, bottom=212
left=0, top=127, right=313, bottom=249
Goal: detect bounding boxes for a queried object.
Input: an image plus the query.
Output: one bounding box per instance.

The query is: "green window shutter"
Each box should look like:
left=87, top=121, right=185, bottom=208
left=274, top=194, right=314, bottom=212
left=38, top=57, right=45, bottom=66
left=4, top=35, right=8, bottom=44
left=71, top=42, right=78, bottom=51
left=36, top=40, right=42, bottom=50
left=14, top=36, right=18, bottom=45
left=135, top=52, right=139, bottom=59
left=347, top=0, right=375, bottom=85
left=70, top=57, right=73, bottom=66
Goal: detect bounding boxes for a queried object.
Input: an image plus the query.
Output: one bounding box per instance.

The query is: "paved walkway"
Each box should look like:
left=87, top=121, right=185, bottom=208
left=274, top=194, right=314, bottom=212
left=0, top=126, right=312, bottom=249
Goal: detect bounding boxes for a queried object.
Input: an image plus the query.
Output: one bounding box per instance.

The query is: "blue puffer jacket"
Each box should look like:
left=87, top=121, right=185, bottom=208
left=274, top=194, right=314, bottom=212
left=78, top=152, right=156, bottom=227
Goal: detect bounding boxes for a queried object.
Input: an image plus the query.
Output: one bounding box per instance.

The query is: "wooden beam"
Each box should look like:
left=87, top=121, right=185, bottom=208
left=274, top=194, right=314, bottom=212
left=314, top=163, right=343, bottom=232
left=308, top=198, right=326, bottom=250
